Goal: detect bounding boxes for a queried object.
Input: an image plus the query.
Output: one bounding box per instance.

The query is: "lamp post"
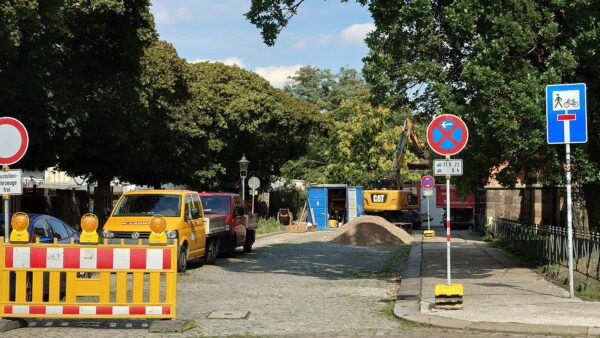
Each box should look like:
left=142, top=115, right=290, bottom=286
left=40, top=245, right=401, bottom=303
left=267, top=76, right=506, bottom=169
left=238, top=154, right=249, bottom=202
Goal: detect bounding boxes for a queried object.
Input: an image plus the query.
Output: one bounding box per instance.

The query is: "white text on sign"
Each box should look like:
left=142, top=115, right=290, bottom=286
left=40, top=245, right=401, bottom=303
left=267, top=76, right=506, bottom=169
left=0, top=169, right=23, bottom=195
left=433, top=159, right=463, bottom=176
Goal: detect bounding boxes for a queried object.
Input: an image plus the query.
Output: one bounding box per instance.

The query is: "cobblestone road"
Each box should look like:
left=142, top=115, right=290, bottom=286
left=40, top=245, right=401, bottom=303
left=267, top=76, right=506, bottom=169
left=4, top=232, right=557, bottom=337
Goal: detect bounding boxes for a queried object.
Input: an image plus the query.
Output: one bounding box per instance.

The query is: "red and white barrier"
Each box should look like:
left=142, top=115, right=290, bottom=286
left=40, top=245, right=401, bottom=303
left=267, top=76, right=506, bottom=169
left=4, top=305, right=170, bottom=316
left=4, top=247, right=171, bottom=270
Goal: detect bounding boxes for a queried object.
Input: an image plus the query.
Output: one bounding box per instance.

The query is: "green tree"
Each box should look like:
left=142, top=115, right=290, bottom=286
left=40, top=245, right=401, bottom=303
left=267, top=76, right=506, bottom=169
left=186, top=61, right=322, bottom=190
left=119, top=40, right=197, bottom=188
left=53, top=0, right=157, bottom=224
left=247, top=1, right=600, bottom=229
left=0, top=1, right=70, bottom=169
left=283, top=66, right=367, bottom=111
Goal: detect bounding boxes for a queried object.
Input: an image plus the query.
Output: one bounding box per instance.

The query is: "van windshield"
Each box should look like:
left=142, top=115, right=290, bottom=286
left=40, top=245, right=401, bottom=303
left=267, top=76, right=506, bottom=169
left=113, top=194, right=181, bottom=217
left=202, top=196, right=230, bottom=214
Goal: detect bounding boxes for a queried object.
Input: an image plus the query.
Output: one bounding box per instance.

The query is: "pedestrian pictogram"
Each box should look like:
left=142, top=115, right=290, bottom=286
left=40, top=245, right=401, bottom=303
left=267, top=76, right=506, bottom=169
left=546, top=83, right=587, bottom=144
left=427, top=114, right=469, bottom=156
left=421, top=175, right=435, bottom=190
left=0, top=117, right=29, bottom=166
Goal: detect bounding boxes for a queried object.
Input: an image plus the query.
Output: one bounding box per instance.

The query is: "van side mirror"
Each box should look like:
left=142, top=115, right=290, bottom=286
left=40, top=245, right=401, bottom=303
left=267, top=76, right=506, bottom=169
left=104, top=209, right=112, bottom=219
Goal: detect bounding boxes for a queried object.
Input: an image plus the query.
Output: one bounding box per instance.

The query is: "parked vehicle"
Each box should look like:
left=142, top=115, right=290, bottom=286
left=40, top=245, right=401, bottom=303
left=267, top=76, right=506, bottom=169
left=102, top=190, right=228, bottom=272
left=199, top=192, right=258, bottom=256
left=436, top=185, right=475, bottom=229
left=0, top=213, right=80, bottom=244
left=1, top=214, right=80, bottom=301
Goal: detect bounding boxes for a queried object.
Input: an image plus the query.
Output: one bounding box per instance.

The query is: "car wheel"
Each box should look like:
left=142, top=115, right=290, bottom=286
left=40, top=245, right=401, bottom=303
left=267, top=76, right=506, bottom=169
left=204, top=239, right=217, bottom=265
left=243, top=232, right=254, bottom=253
left=177, top=244, right=188, bottom=273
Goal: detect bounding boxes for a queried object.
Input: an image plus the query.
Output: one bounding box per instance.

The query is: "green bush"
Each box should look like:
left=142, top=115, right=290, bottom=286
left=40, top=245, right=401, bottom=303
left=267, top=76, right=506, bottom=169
left=257, top=218, right=284, bottom=235
left=269, top=185, right=306, bottom=220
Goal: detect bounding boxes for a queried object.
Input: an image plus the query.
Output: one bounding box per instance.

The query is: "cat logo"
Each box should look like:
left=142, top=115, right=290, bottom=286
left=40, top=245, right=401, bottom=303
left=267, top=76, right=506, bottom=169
left=372, top=194, right=387, bottom=203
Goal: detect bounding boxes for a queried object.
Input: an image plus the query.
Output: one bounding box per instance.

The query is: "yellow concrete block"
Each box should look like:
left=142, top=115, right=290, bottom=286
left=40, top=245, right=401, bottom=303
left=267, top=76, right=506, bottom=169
left=434, top=283, right=464, bottom=310
left=423, top=230, right=435, bottom=238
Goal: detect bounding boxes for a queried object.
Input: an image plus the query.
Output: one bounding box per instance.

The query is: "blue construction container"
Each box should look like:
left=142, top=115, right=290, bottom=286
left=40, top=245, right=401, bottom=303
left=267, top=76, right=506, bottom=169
left=307, top=184, right=363, bottom=230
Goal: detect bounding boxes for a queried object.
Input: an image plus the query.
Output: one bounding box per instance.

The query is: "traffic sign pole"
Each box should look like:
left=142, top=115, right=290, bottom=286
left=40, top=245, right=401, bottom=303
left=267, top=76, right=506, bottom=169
left=427, top=193, right=430, bottom=232
left=446, top=159, right=451, bottom=285
left=545, top=84, right=586, bottom=299
left=3, top=165, right=9, bottom=243
left=566, top=143, right=574, bottom=298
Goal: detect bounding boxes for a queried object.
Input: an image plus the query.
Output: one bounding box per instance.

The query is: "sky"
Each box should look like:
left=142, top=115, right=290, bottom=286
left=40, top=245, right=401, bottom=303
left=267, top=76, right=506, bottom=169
left=150, top=0, right=374, bottom=87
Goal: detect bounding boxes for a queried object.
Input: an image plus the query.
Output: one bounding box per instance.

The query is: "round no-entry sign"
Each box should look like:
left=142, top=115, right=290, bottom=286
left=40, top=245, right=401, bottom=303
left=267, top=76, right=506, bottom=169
left=0, top=117, right=29, bottom=166
left=421, top=175, right=435, bottom=190
left=427, top=114, right=468, bottom=156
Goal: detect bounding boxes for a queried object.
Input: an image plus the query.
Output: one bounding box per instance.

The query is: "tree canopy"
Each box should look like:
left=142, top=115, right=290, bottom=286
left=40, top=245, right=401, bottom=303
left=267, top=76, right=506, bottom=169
left=280, top=66, right=422, bottom=186
left=247, top=0, right=600, bottom=228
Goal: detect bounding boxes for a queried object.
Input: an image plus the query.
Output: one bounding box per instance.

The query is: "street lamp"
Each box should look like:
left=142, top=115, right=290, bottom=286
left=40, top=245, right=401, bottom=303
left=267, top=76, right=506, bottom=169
left=238, top=154, right=249, bottom=201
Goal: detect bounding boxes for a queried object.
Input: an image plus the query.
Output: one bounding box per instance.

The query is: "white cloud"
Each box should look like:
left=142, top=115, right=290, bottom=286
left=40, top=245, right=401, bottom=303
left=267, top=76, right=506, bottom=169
left=154, top=7, right=191, bottom=25
left=222, top=57, right=245, bottom=68
left=340, top=23, right=375, bottom=44
left=317, top=33, right=333, bottom=45
left=292, top=39, right=309, bottom=50
left=254, top=65, right=303, bottom=88
left=188, top=57, right=245, bottom=68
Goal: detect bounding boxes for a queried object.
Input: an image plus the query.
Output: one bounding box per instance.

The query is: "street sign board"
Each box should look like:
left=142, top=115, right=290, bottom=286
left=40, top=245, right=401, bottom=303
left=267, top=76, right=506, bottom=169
left=422, top=189, right=433, bottom=197
left=427, top=114, right=469, bottom=156
left=0, top=169, right=22, bottom=195
left=248, top=176, right=260, bottom=190
left=0, top=117, right=29, bottom=166
left=421, top=175, right=435, bottom=190
left=433, top=159, right=463, bottom=176
left=546, top=83, right=587, bottom=144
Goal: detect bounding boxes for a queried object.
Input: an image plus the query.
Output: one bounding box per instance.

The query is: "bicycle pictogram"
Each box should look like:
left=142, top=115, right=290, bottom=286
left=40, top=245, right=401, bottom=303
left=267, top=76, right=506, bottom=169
left=563, top=98, right=579, bottom=109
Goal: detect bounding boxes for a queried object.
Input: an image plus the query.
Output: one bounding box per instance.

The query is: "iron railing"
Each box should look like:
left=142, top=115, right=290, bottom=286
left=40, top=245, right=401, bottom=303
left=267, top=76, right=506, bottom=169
left=489, top=218, right=600, bottom=281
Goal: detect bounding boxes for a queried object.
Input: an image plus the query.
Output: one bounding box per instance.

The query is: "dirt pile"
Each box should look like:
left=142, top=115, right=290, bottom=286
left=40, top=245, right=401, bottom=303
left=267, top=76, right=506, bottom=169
left=324, top=215, right=413, bottom=246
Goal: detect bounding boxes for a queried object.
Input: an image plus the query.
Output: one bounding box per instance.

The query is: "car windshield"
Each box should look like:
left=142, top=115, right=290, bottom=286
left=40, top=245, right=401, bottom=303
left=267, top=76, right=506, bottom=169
left=202, top=196, right=230, bottom=214
left=113, top=194, right=181, bottom=217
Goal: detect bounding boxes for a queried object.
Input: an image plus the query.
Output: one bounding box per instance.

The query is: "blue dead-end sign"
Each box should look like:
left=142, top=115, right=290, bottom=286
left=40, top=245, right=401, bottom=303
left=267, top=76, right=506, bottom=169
left=546, top=83, right=587, bottom=144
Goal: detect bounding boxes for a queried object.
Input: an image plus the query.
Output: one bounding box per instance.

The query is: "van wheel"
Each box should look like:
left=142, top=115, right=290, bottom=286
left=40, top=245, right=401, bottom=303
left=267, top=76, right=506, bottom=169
left=224, top=236, right=236, bottom=258
left=204, top=239, right=217, bottom=265
left=243, top=231, right=254, bottom=253
left=177, top=244, right=188, bottom=273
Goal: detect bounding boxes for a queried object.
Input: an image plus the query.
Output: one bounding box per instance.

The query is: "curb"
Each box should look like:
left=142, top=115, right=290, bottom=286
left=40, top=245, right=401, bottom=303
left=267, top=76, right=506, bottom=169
left=393, top=236, right=600, bottom=337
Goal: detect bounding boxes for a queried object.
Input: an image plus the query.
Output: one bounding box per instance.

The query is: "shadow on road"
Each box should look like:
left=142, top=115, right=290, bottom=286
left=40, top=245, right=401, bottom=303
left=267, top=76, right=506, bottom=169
left=215, top=239, right=407, bottom=281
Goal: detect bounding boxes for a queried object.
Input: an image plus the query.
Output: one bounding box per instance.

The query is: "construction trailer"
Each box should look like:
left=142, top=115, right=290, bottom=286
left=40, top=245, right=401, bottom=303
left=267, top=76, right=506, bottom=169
left=307, top=184, right=363, bottom=230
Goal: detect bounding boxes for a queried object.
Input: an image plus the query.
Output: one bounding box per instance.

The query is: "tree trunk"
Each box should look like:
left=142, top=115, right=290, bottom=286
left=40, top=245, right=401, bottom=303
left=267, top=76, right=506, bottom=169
left=94, top=178, right=111, bottom=230
left=582, top=182, right=600, bottom=232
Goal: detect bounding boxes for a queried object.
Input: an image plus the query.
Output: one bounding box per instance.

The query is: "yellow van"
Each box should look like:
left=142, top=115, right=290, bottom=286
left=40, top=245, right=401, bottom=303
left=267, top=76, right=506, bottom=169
left=102, top=190, right=206, bottom=272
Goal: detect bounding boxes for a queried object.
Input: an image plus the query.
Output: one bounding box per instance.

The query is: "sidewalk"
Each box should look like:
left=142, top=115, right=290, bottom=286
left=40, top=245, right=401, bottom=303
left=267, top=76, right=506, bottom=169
left=395, top=227, right=600, bottom=336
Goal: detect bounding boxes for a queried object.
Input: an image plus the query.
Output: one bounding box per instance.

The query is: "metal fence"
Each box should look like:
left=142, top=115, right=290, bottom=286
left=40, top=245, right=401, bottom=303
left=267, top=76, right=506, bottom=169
left=489, top=218, right=600, bottom=281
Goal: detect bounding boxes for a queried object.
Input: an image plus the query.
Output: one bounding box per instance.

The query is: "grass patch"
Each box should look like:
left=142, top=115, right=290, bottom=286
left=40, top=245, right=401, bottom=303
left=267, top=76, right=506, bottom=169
left=256, top=217, right=284, bottom=235
left=537, top=264, right=600, bottom=301
left=484, top=236, right=600, bottom=301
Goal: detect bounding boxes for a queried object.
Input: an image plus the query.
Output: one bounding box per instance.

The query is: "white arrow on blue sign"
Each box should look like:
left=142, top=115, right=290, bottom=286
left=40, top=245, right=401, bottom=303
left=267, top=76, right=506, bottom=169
left=546, top=83, right=587, bottom=144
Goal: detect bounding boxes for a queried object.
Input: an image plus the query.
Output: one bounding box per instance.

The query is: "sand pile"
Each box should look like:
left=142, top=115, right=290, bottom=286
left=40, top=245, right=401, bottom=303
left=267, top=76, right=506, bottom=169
left=324, top=215, right=413, bottom=246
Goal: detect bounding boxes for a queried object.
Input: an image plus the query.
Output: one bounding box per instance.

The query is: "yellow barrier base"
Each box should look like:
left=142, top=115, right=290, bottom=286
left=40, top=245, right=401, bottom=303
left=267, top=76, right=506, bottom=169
left=423, top=230, right=435, bottom=238
left=434, top=284, right=464, bottom=309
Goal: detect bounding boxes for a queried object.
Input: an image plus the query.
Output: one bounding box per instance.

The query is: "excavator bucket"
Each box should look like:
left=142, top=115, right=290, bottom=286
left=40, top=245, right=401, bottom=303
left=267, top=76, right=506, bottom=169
left=434, top=284, right=464, bottom=309
left=423, top=229, right=435, bottom=238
